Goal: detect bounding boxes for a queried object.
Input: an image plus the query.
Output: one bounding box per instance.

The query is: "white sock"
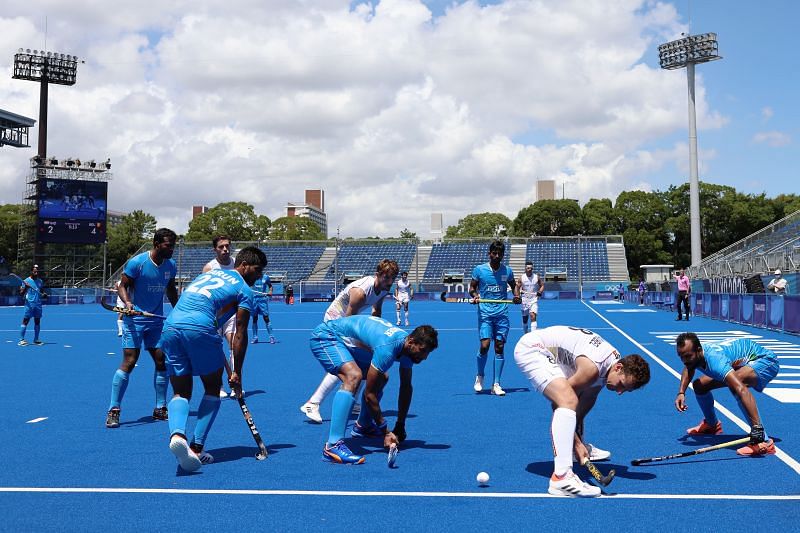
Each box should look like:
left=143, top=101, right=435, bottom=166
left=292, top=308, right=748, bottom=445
left=309, top=373, right=341, bottom=404
left=552, top=407, right=577, bottom=476
left=396, top=310, right=401, bottom=322
left=117, top=319, right=123, bottom=334
left=531, top=321, right=538, bottom=331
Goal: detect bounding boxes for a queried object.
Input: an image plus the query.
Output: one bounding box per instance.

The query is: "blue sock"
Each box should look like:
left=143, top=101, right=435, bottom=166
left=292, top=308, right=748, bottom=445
left=329, top=390, right=355, bottom=444
left=356, top=388, right=382, bottom=427
left=168, top=396, right=190, bottom=437
left=34, top=323, right=40, bottom=341
left=192, top=395, right=222, bottom=447
left=19, top=325, right=27, bottom=340
left=109, top=369, right=130, bottom=410
left=493, top=356, right=505, bottom=385
left=252, top=321, right=258, bottom=337
left=154, top=370, right=168, bottom=408
left=695, top=392, right=717, bottom=425
left=476, top=353, right=488, bottom=376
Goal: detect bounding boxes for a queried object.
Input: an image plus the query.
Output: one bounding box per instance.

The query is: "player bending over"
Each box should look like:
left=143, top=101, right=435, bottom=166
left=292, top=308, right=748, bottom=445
left=161, top=246, right=265, bottom=472
left=309, top=315, right=438, bottom=464
left=513, top=325, right=650, bottom=497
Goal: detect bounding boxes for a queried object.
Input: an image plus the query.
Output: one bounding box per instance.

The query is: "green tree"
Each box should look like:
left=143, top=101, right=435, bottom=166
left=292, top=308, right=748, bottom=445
left=185, top=202, right=271, bottom=242
left=512, top=200, right=582, bottom=237
left=581, top=198, right=619, bottom=235
left=268, top=216, right=326, bottom=240
left=399, top=228, right=418, bottom=239
left=622, top=227, right=673, bottom=277
left=0, top=204, right=22, bottom=270
left=772, top=194, right=800, bottom=219
left=106, top=210, right=158, bottom=272
left=445, top=213, right=512, bottom=238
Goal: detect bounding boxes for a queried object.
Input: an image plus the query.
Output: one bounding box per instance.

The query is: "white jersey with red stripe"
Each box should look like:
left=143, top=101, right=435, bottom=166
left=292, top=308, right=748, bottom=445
left=520, top=272, right=541, bottom=304
left=325, top=275, right=389, bottom=322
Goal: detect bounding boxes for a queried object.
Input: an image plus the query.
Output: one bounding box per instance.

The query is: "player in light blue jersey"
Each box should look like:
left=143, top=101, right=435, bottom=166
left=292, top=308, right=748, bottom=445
left=18, top=264, right=47, bottom=346
left=675, top=333, right=780, bottom=457
left=310, top=315, right=438, bottom=464
left=469, top=240, right=520, bottom=396
left=105, top=228, right=178, bottom=429
left=251, top=271, right=275, bottom=344
left=161, top=246, right=266, bottom=471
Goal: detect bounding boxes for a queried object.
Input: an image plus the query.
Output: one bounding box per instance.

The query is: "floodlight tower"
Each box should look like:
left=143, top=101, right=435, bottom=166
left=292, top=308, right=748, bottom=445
left=12, top=48, right=80, bottom=159
left=658, top=33, right=721, bottom=267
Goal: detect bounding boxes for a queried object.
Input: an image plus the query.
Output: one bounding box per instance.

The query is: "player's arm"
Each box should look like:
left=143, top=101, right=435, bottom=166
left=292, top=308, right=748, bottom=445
left=572, top=385, right=602, bottom=459
left=344, top=287, right=367, bottom=316
left=118, top=273, right=135, bottom=310
left=165, top=278, right=178, bottom=307
left=266, top=279, right=273, bottom=296
left=372, top=295, right=386, bottom=318
left=394, top=367, right=413, bottom=442
left=566, top=356, right=601, bottom=395
left=508, top=277, right=521, bottom=303
left=675, top=367, right=695, bottom=412
left=537, top=276, right=544, bottom=296
left=363, top=365, right=398, bottom=448
left=202, top=261, right=212, bottom=273
left=229, top=306, right=252, bottom=395
left=468, top=278, right=479, bottom=304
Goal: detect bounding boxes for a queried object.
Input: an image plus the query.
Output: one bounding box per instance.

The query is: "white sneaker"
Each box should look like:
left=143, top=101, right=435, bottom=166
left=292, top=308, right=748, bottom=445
left=473, top=375, right=484, bottom=393
left=396, top=320, right=401, bottom=326
left=587, top=443, right=611, bottom=461
left=300, top=401, right=323, bottom=424
left=492, top=383, right=506, bottom=396
left=219, top=389, right=228, bottom=398
left=352, top=401, right=361, bottom=415
left=548, top=470, right=601, bottom=497
left=229, top=389, right=244, bottom=398
left=169, top=435, right=202, bottom=472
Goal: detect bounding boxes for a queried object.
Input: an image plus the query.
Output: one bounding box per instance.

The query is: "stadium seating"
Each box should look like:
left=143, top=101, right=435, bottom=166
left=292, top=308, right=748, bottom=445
left=423, top=242, right=503, bottom=282
left=323, top=243, right=416, bottom=280
left=525, top=239, right=609, bottom=281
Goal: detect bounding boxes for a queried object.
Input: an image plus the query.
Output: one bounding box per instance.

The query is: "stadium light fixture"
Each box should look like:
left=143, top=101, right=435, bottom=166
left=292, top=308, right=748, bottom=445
left=658, top=32, right=721, bottom=267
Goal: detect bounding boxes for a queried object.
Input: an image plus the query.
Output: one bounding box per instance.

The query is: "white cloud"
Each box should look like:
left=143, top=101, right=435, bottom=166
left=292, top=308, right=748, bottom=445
left=0, top=1, right=727, bottom=237
left=752, top=131, right=791, bottom=148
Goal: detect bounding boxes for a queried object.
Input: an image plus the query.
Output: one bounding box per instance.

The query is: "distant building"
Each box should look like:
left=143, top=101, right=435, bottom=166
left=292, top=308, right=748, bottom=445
left=285, top=189, right=327, bottom=237
left=107, top=210, right=127, bottom=228
left=536, top=179, right=556, bottom=201
left=192, top=205, right=209, bottom=219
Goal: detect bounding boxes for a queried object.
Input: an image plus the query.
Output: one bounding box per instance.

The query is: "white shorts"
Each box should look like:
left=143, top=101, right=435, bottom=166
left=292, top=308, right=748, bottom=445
left=396, top=294, right=410, bottom=305
left=219, top=315, right=236, bottom=338
left=514, top=332, right=568, bottom=393
left=522, top=300, right=538, bottom=315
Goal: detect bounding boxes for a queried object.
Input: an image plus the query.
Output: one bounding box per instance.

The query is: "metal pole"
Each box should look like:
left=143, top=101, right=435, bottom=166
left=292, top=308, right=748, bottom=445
left=687, top=62, right=702, bottom=267
left=102, top=241, right=107, bottom=287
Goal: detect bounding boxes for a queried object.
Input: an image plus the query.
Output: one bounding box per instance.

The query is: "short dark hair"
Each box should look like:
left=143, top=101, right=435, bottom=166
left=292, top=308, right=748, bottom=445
left=525, top=261, right=533, bottom=267
left=401, top=271, right=408, bottom=276
left=619, top=354, right=650, bottom=389
left=408, top=325, right=438, bottom=352
left=153, top=228, right=177, bottom=246
left=234, top=246, right=267, bottom=268
left=676, top=332, right=700, bottom=351
left=212, top=235, right=231, bottom=248
left=376, top=259, right=400, bottom=278
left=489, top=239, right=505, bottom=256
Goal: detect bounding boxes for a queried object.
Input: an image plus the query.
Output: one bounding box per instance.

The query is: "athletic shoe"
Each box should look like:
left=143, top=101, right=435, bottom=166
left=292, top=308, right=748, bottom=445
left=300, top=401, right=323, bottom=423
left=548, top=470, right=601, bottom=497
left=269, top=336, right=276, bottom=344
left=405, top=320, right=409, bottom=326
left=17, top=339, right=28, bottom=346
left=351, top=421, right=384, bottom=438
left=152, top=406, right=168, bottom=421
left=322, top=440, right=365, bottom=465
left=219, top=389, right=228, bottom=398
left=33, top=340, right=44, bottom=346
left=251, top=336, right=258, bottom=344
left=169, top=435, right=202, bottom=472
left=105, top=408, right=120, bottom=429
left=117, top=331, right=123, bottom=337
left=190, top=443, right=215, bottom=465
left=474, top=375, right=484, bottom=393
left=587, top=443, right=611, bottom=461
left=686, top=419, right=722, bottom=435
left=396, top=320, right=401, bottom=326
left=352, top=401, right=361, bottom=415
left=492, top=383, right=506, bottom=396
left=736, top=439, right=775, bottom=457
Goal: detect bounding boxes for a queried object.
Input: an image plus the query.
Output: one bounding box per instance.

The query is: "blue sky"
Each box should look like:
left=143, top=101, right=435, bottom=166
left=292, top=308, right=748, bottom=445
left=0, top=1, right=797, bottom=237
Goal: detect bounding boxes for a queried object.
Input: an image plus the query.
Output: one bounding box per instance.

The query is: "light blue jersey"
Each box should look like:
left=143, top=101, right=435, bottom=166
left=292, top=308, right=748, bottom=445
left=254, top=273, right=272, bottom=295
left=166, top=269, right=255, bottom=333
left=123, top=251, right=176, bottom=323
left=471, top=263, right=515, bottom=318
left=314, top=315, right=412, bottom=374
left=701, top=338, right=779, bottom=391
left=22, top=276, right=44, bottom=306
left=253, top=273, right=272, bottom=315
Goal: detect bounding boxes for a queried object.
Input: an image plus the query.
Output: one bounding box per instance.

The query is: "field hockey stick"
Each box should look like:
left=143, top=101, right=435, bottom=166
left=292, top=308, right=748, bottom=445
left=387, top=443, right=398, bottom=468
left=99, top=299, right=166, bottom=319
left=439, top=291, right=517, bottom=304
left=8, top=273, right=48, bottom=297
left=581, top=458, right=615, bottom=486
left=226, top=347, right=268, bottom=460
left=630, top=436, right=751, bottom=465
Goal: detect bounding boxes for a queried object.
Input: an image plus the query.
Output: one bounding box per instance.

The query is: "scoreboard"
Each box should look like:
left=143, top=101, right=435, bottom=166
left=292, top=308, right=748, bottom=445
left=36, top=177, right=108, bottom=244
left=38, top=218, right=105, bottom=244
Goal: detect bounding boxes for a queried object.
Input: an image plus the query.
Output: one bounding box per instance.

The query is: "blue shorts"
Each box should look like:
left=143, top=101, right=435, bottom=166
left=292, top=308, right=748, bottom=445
left=310, top=327, right=370, bottom=375
left=122, top=318, right=164, bottom=350
left=253, top=297, right=270, bottom=317
left=23, top=304, right=42, bottom=320
left=749, top=354, right=780, bottom=392
left=161, top=326, right=226, bottom=377
left=477, top=314, right=510, bottom=343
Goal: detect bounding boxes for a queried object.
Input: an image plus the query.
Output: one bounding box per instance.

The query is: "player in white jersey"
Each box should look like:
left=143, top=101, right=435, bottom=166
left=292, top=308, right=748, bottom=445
left=394, top=271, right=413, bottom=326
left=300, top=259, right=399, bottom=424
left=519, top=261, right=544, bottom=333
left=513, top=326, right=650, bottom=497
left=202, top=235, right=238, bottom=397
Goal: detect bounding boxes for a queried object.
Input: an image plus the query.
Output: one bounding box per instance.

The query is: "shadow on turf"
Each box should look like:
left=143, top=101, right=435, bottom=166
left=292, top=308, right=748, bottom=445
left=206, top=443, right=296, bottom=464
left=678, top=434, right=783, bottom=446
left=525, top=461, right=656, bottom=482
left=349, top=439, right=451, bottom=454
left=456, top=387, right=531, bottom=396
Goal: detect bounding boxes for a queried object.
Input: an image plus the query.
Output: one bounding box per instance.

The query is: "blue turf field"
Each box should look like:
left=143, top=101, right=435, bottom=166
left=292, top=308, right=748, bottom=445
left=0, top=299, right=798, bottom=531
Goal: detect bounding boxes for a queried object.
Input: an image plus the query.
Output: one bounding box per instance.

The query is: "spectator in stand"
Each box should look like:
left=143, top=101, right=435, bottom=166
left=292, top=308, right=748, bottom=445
left=767, top=270, right=787, bottom=295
